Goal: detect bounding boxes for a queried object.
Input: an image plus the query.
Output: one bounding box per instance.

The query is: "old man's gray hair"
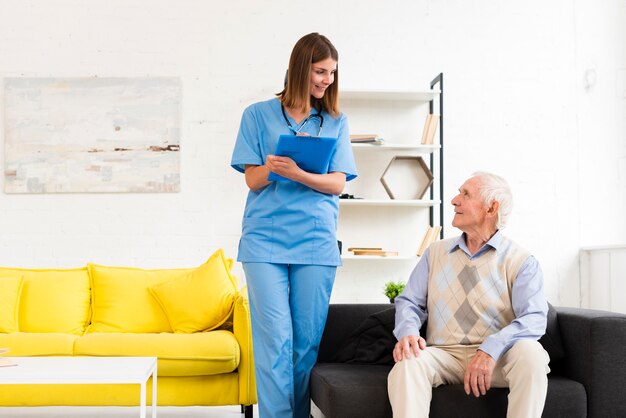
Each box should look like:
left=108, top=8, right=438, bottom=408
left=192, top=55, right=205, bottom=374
left=472, top=171, right=513, bottom=230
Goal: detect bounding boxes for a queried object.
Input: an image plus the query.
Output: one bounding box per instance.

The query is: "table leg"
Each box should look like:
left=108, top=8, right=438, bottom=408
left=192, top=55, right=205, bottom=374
left=152, top=367, right=157, bottom=418
left=140, top=381, right=146, bottom=418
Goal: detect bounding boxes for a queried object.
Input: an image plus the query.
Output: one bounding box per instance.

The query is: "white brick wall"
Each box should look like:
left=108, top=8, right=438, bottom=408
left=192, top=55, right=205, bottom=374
left=0, top=0, right=624, bottom=307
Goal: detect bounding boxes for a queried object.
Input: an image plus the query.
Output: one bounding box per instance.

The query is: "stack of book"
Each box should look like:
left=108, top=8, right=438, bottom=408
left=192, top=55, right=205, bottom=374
left=347, top=247, right=398, bottom=257
left=416, top=225, right=442, bottom=256
left=420, top=114, right=440, bottom=145
left=350, top=134, right=384, bottom=145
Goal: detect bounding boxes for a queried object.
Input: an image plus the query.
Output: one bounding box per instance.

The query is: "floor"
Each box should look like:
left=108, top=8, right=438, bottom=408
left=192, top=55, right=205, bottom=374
left=0, top=404, right=326, bottom=418
left=0, top=406, right=253, bottom=417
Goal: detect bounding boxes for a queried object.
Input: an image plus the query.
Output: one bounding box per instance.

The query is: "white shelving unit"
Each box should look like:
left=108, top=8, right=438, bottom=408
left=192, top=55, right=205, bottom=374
left=350, top=143, right=440, bottom=151
left=339, top=199, right=439, bottom=207
left=341, top=254, right=419, bottom=261
left=341, top=90, right=439, bottom=101
left=333, top=74, right=444, bottom=303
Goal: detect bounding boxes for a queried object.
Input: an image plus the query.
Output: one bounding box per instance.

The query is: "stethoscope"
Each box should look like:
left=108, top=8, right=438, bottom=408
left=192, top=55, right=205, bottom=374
left=281, top=105, right=324, bottom=137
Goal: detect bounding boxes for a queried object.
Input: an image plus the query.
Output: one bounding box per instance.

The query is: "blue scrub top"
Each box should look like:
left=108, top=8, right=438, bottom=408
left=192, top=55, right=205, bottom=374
left=231, top=97, right=357, bottom=266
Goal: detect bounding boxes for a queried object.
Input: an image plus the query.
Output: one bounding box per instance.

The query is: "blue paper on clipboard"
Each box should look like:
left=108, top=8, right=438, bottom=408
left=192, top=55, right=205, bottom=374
left=268, top=134, right=337, bottom=182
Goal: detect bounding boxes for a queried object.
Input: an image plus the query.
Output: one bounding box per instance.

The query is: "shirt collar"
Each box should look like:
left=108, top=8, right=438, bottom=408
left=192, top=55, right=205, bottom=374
left=449, top=230, right=503, bottom=258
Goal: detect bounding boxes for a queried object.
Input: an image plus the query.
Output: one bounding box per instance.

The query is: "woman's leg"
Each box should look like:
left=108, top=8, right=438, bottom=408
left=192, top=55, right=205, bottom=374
left=289, top=264, right=336, bottom=418
left=243, top=262, right=293, bottom=418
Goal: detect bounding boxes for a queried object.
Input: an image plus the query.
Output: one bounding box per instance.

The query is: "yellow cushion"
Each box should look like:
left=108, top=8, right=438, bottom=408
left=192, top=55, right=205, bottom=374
left=0, top=267, right=91, bottom=335
left=149, top=249, right=239, bottom=333
left=0, top=276, right=23, bottom=333
left=74, top=330, right=240, bottom=376
left=0, top=332, right=78, bottom=356
left=87, top=262, right=200, bottom=333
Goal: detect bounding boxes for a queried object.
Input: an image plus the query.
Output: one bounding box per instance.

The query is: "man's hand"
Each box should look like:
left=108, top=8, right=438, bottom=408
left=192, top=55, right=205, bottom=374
left=393, top=335, right=426, bottom=362
left=464, top=349, right=496, bottom=397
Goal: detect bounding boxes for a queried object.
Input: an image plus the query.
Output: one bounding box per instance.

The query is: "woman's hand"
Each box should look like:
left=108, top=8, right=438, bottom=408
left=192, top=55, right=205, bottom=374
left=266, top=155, right=302, bottom=181
left=246, top=157, right=346, bottom=195
left=267, top=155, right=345, bottom=195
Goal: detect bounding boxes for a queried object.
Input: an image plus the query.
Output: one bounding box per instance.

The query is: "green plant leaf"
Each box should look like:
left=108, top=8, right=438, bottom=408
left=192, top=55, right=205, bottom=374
left=383, top=280, right=406, bottom=299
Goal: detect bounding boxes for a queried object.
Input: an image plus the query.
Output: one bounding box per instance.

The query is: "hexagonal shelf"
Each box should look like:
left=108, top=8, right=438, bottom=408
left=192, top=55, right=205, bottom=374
left=380, top=156, right=433, bottom=200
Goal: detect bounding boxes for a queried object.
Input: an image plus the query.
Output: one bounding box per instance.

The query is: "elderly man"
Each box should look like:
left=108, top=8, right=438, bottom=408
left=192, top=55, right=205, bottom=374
left=388, top=172, right=550, bottom=418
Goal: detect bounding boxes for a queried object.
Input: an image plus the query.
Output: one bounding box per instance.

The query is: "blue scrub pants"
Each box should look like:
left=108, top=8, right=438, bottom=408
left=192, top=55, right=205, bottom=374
left=242, top=262, right=336, bottom=418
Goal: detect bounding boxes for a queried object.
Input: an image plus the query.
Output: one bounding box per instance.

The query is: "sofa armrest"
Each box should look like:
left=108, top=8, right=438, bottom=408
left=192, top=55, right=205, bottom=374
left=318, top=304, right=391, bottom=363
left=556, top=306, right=626, bottom=418
left=233, top=287, right=257, bottom=405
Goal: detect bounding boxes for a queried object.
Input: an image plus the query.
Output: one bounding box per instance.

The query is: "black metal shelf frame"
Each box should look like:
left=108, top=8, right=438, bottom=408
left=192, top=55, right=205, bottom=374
left=429, top=73, right=444, bottom=239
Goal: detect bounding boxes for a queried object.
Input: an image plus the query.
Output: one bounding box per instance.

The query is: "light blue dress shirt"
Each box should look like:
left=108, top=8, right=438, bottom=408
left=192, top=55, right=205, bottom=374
left=394, top=230, right=548, bottom=360
left=231, top=97, right=357, bottom=266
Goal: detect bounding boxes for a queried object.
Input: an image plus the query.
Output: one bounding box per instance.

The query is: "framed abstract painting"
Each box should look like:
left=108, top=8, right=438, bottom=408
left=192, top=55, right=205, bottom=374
left=3, top=77, right=181, bottom=193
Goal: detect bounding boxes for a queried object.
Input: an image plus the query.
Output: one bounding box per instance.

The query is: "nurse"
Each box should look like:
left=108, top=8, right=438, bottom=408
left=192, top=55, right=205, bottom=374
left=231, top=32, right=357, bottom=418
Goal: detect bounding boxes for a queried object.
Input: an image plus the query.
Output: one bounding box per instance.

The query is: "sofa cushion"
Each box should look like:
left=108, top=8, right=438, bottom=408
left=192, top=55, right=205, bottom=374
left=311, top=364, right=587, bottom=418
left=149, top=249, right=239, bottom=333
left=538, top=302, right=565, bottom=363
left=0, top=276, right=24, bottom=333
left=87, top=264, right=196, bottom=333
left=331, top=306, right=395, bottom=365
left=0, top=267, right=91, bottom=335
left=0, top=332, right=78, bottom=356
left=428, top=376, right=586, bottom=418
left=330, top=303, right=566, bottom=366
left=311, top=363, right=393, bottom=418
left=74, top=330, right=240, bottom=376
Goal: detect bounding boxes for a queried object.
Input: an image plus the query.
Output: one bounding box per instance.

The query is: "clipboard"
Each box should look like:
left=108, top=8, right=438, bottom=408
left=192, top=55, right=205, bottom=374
left=268, top=134, right=337, bottom=182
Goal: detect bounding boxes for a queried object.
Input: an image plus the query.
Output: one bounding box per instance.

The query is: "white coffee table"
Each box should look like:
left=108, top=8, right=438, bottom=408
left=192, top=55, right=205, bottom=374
left=0, top=356, right=157, bottom=418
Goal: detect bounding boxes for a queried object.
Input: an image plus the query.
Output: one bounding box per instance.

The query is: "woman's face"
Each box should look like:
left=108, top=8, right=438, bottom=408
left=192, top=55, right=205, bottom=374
left=309, top=57, right=337, bottom=99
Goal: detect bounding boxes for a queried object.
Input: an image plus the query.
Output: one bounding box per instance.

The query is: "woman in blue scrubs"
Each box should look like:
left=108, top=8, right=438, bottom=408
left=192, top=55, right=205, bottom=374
left=231, top=33, right=357, bottom=418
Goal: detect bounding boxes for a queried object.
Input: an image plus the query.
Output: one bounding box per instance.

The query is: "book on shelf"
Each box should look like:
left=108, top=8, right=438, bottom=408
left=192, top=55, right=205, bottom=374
left=350, top=134, right=384, bottom=145
left=416, top=225, right=442, bottom=256
left=347, top=247, right=398, bottom=257
left=347, top=247, right=382, bottom=251
left=420, top=114, right=440, bottom=145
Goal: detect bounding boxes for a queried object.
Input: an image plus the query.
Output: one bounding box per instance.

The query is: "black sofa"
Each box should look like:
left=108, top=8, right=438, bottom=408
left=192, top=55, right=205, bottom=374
left=311, top=304, right=626, bottom=418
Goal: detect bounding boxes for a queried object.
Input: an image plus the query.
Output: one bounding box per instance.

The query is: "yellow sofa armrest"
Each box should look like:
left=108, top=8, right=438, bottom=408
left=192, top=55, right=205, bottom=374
left=233, top=287, right=257, bottom=405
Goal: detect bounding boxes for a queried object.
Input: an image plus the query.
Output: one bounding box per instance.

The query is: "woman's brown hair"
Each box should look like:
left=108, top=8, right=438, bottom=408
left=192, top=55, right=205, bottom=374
left=277, top=33, right=340, bottom=117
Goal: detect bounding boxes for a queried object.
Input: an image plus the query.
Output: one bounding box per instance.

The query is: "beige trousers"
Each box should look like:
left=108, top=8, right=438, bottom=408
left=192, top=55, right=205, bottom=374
left=387, top=340, right=550, bottom=418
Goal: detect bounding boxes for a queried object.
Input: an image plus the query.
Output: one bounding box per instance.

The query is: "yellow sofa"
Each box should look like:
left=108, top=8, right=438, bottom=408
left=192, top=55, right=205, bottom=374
left=0, top=249, right=256, bottom=411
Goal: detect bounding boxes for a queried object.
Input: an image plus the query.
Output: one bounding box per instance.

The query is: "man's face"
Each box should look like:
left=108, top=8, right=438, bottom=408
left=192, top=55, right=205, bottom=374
left=451, top=176, right=489, bottom=232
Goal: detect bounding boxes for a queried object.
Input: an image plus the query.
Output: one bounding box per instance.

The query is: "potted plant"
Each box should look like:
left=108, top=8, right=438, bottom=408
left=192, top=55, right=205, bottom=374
left=383, top=280, right=406, bottom=303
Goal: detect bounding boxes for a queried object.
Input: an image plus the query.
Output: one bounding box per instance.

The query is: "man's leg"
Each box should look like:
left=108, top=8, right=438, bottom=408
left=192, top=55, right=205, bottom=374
left=491, top=340, right=550, bottom=418
left=388, top=346, right=466, bottom=418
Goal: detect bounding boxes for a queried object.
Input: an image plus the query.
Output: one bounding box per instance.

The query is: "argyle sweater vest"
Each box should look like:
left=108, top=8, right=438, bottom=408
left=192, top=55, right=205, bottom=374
left=426, top=236, right=530, bottom=346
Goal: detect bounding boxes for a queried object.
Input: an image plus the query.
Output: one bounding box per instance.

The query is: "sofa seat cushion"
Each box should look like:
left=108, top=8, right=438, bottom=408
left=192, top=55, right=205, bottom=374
left=311, top=363, right=587, bottom=418
left=74, top=330, right=240, bottom=377
left=429, top=376, right=586, bottom=418
left=0, top=332, right=77, bottom=356
left=311, top=363, right=393, bottom=418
